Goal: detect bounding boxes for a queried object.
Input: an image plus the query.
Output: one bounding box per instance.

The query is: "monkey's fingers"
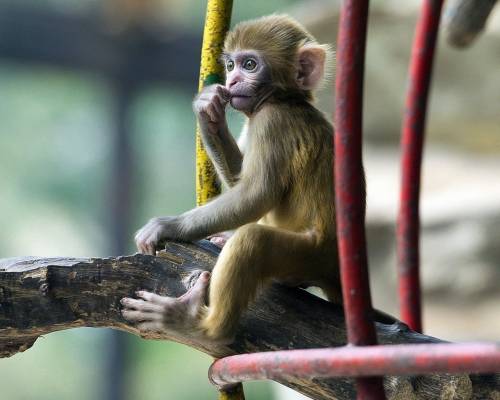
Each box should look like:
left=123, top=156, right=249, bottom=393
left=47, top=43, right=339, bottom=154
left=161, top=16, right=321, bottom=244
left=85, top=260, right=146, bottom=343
left=135, top=227, right=161, bottom=255
left=216, top=85, right=231, bottom=102
left=146, top=242, right=157, bottom=256
left=204, top=99, right=226, bottom=125
left=136, top=290, right=176, bottom=306
left=212, top=95, right=226, bottom=116
left=135, top=241, right=148, bottom=255
left=134, top=229, right=152, bottom=254
left=205, top=104, right=220, bottom=124
left=136, top=240, right=155, bottom=256
left=197, top=88, right=226, bottom=106
left=207, top=121, right=220, bottom=135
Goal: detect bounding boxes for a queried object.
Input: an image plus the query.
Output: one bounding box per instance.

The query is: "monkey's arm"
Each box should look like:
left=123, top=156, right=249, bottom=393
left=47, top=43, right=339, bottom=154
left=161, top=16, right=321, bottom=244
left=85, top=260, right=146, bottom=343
left=194, top=84, right=243, bottom=187
left=135, top=181, right=272, bottom=254
left=199, top=122, right=242, bottom=187
left=136, top=172, right=281, bottom=250
left=177, top=178, right=277, bottom=240
left=176, top=123, right=291, bottom=240
left=135, top=125, right=289, bottom=253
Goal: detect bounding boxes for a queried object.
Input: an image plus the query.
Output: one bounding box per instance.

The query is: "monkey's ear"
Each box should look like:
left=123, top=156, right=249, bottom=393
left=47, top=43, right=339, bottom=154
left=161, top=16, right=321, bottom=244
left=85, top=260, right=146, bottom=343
left=296, top=44, right=327, bottom=91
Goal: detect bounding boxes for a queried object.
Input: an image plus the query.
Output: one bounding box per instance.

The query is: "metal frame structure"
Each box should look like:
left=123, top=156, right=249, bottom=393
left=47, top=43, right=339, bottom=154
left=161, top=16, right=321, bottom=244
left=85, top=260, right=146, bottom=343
left=333, top=1, right=385, bottom=397
left=210, top=342, right=500, bottom=383
left=194, top=1, right=500, bottom=399
left=397, top=0, right=444, bottom=334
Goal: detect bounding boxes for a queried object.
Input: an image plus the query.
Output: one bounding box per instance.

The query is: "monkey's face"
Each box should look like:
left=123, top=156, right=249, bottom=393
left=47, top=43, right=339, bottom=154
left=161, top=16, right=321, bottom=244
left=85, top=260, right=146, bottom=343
left=223, top=50, right=271, bottom=113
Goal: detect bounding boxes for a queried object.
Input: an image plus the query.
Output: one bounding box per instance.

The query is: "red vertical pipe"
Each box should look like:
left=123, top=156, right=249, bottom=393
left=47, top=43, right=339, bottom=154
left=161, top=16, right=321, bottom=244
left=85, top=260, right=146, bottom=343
left=398, top=0, right=443, bottom=334
left=335, top=1, right=385, bottom=399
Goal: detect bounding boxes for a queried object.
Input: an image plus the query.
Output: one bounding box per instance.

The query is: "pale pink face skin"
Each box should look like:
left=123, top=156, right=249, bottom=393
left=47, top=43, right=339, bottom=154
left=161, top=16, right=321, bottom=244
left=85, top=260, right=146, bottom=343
left=223, top=50, right=271, bottom=113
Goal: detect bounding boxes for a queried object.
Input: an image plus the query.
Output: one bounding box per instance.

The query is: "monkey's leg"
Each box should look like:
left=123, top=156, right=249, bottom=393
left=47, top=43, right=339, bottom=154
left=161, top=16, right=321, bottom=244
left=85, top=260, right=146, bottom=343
left=122, top=224, right=337, bottom=344
left=201, top=224, right=338, bottom=341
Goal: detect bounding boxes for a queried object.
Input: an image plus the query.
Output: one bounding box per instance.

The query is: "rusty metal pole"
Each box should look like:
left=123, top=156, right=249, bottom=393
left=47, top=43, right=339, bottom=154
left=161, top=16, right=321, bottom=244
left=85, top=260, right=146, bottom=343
left=209, top=342, right=500, bottom=385
left=397, top=0, right=444, bottom=334
left=334, top=0, right=386, bottom=398
left=335, top=0, right=376, bottom=346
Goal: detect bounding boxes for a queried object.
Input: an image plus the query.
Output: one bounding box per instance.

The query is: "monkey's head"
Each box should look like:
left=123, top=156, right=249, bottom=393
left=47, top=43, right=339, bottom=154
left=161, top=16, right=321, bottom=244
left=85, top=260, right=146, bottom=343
left=222, top=14, right=332, bottom=113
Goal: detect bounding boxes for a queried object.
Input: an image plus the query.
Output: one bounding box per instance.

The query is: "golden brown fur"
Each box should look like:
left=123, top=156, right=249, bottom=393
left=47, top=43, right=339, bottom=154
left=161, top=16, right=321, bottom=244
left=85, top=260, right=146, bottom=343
left=201, top=16, right=339, bottom=338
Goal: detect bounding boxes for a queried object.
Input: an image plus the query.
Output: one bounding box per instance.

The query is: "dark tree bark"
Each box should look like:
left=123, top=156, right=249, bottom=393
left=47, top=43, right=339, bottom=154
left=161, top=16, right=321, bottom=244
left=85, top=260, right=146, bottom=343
left=0, top=241, right=498, bottom=399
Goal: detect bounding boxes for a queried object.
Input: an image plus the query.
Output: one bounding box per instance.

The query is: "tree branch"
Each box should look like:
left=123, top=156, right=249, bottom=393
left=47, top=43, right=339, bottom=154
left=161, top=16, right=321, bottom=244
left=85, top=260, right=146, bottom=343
left=0, top=241, right=498, bottom=399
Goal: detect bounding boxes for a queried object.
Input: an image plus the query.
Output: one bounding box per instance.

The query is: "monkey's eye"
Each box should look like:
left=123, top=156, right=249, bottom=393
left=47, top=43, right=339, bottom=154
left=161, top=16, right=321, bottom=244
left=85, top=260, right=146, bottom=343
left=243, top=58, right=257, bottom=71
left=226, top=60, right=235, bottom=72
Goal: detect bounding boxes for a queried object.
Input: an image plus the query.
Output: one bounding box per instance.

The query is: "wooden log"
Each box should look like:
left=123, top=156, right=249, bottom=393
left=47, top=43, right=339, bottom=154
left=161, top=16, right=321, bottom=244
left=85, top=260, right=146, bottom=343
left=0, top=240, right=498, bottom=399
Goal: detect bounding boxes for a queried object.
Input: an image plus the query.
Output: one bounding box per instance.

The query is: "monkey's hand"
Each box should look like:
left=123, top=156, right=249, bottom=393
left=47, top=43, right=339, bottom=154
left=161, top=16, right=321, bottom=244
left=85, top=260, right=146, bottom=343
left=134, top=216, right=183, bottom=255
left=193, top=84, right=230, bottom=136
left=193, top=84, right=242, bottom=188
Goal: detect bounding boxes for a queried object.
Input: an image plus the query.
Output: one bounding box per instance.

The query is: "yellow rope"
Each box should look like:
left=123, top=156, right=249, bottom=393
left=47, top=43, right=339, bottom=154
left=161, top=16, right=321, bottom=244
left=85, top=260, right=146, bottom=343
left=196, top=0, right=234, bottom=206
left=197, top=4, right=243, bottom=398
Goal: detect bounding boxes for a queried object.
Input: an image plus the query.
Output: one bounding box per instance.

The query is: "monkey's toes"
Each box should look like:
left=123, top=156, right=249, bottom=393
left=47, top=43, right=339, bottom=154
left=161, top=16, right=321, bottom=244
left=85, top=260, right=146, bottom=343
left=187, top=271, right=210, bottom=296
left=178, top=271, right=211, bottom=312
left=199, top=271, right=211, bottom=283
left=120, top=297, right=163, bottom=312
left=121, top=309, right=161, bottom=323
left=135, top=290, right=175, bottom=306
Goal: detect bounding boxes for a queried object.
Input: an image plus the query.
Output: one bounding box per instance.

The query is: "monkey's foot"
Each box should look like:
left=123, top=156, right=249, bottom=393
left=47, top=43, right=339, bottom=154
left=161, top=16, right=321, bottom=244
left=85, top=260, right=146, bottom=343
left=120, top=271, right=211, bottom=341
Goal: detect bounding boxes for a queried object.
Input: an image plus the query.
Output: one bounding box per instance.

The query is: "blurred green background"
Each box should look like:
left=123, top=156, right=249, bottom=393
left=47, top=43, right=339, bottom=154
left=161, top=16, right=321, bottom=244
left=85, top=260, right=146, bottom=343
left=1, top=0, right=499, bottom=399
left=0, top=1, right=300, bottom=399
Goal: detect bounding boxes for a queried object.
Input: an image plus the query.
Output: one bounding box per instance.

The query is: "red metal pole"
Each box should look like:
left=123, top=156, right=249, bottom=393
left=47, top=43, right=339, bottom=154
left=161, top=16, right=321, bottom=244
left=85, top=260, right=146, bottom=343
left=209, top=342, right=500, bottom=387
left=335, top=1, right=385, bottom=398
left=398, top=0, right=444, bottom=334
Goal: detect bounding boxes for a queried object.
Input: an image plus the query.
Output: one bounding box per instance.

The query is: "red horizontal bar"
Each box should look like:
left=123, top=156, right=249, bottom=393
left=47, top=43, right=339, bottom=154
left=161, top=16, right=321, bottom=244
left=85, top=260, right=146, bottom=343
left=209, top=342, right=500, bottom=388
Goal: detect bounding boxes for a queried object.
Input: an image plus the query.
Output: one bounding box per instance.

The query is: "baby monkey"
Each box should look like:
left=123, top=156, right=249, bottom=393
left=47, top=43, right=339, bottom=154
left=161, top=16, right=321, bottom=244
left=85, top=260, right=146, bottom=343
left=122, top=15, right=340, bottom=344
